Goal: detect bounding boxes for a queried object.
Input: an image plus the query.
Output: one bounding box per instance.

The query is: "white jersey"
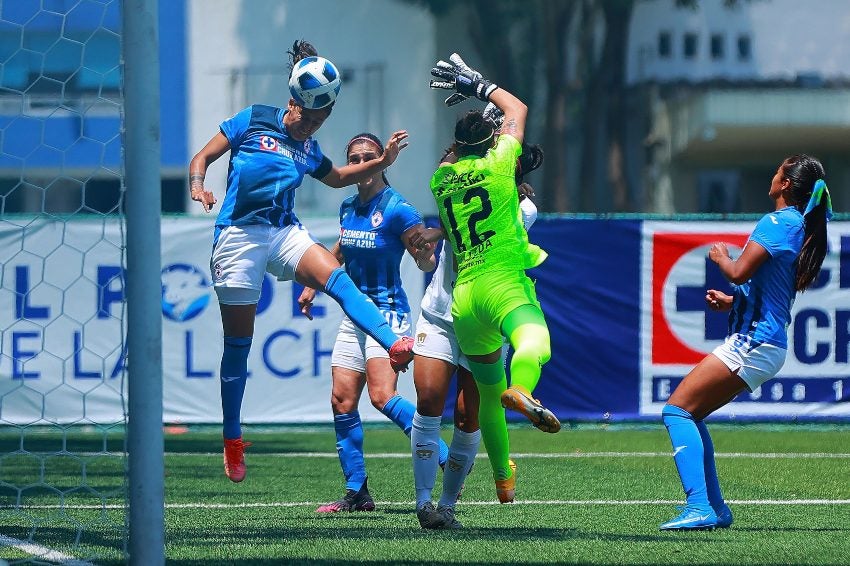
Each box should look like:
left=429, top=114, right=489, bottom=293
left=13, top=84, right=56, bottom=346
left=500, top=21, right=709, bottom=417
left=420, top=198, right=538, bottom=322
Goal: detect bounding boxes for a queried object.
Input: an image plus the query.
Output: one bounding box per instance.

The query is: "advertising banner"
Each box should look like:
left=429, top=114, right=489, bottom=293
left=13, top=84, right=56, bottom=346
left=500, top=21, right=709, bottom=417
left=1, top=216, right=847, bottom=424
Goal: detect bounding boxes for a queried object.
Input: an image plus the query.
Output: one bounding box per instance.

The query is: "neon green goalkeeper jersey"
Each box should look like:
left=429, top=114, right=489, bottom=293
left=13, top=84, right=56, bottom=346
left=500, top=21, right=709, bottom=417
left=430, top=135, right=547, bottom=285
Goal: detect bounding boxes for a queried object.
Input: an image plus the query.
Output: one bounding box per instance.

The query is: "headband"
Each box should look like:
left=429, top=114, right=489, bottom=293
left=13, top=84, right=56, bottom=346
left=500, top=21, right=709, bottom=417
left=346, top=136, right=383, bottom=155
left=804, top=179, right=833, bottom=221
left=455, top=129, right=494, bottom=146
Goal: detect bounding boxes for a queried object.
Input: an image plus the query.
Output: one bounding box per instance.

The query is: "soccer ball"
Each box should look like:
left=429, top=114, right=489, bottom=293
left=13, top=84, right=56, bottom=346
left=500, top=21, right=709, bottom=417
left=288, top=56, right=342, bottom=110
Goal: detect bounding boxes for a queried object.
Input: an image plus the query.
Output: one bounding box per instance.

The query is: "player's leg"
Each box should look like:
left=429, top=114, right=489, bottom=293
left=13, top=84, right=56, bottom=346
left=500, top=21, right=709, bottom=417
left=293, top=241, right=413, bottom=371
left=696, top=420, right=733, bottom=528
left=453, top=277, right=515, bottom=503
left=211, top=225, right=268, bottom=483
left=497, top=277, right=560, bottom=433
left=364, top=343, right=449, bottom=467
left=317, top=361, right=373, bottom=513
left=660, top=354, right=746, bottom=530
left=411, top=353, right=455, bottom=528
left=437, top=364, right=480, bottom=512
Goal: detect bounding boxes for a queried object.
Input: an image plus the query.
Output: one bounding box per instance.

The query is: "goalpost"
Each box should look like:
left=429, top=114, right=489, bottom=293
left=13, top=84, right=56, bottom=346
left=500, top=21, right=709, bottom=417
left=0, top=1, right=164, bottom=563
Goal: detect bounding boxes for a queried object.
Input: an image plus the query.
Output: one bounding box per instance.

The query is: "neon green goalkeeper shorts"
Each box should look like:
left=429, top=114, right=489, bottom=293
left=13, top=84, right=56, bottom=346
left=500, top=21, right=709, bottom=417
left=451, top=269, right=540, bottom=356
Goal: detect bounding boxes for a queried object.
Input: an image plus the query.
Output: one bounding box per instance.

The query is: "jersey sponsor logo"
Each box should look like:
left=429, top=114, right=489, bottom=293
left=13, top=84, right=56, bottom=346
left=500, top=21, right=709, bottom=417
left=371, top=211, right=383, bottom=228
left=259, top=135, right=310, bottom=166
left=340, top=228, right=377, bottom=249
left=260, top=135, right=278, bottom=152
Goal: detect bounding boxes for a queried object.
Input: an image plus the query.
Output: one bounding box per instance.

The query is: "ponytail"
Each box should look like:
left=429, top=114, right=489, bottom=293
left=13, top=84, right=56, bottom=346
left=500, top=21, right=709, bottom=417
left=779, top=154, right=831, bottom=292
left=795, top=179, right=832, bottom=291
left=287, top=40, right=318, bottom=74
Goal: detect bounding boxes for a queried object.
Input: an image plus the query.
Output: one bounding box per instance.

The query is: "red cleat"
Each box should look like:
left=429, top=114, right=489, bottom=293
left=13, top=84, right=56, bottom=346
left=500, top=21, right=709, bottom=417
left=388, top=336, right=414, bottom=373
left=223, top=437, right=251, bottom=483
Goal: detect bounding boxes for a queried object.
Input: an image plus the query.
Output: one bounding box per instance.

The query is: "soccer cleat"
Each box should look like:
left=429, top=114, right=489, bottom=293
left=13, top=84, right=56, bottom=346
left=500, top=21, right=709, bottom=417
left=223, top=437, right=251, bottom=483
left=417, top=501, right=447, bottom=529
left=659, top=505, right=718, bottom=531
left=316, top=480, right=376, bottom=513
left=436, top=505, right=463, bottom=529
left=714, top=503, right=734, bottom=528
left=500, top=385, right=561, bottom=433
left=388, top=336, right=415, bottom=373
left=495, top=459, right=517, bottom=503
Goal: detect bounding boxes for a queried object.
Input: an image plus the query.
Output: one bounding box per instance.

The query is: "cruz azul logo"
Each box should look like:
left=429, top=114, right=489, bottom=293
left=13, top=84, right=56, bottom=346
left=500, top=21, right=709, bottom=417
left=641, top=221, right=850, bottom=416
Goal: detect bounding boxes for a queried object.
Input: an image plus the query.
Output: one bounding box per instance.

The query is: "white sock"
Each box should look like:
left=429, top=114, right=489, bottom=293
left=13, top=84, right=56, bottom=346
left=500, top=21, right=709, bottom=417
left=438, top=427, right=481, bottom=508
left=411, top=411, right=442, bottom=509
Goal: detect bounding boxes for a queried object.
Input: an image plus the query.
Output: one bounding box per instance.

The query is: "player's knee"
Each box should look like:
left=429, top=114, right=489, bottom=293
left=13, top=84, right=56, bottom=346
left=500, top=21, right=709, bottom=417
left=369, top=388, right=396, bottom=411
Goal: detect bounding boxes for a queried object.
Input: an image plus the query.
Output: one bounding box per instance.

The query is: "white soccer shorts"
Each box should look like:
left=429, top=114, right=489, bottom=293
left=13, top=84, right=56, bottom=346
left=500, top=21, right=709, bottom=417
left=711, top=333, right=787, bottom=391
left=412, top=308, right=470, bottom=371
left=211, top=223, right=317, bottom=305
left=331, top=310, right=411, bottom=373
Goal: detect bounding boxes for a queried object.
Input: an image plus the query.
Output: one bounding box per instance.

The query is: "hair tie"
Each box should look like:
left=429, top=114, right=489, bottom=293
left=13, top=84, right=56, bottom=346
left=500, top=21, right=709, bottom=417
left=804, top=179, right=833, bottom=221
left=455, top=129, right=494, bottom=146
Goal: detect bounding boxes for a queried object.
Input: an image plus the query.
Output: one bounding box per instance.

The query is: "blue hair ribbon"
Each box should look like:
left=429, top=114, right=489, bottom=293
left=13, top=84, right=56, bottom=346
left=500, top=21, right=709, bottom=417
left=804, top=179, right=833, bottom=221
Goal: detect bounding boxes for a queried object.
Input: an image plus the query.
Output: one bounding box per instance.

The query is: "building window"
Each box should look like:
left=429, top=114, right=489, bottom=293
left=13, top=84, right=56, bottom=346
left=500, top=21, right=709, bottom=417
left=683, top=32, right=698, bottom=59
left=658, top=31, right=672, bottom=58
left=710, top=34, right=724, bottom=60
left=737, top=35, right=752, bottom=61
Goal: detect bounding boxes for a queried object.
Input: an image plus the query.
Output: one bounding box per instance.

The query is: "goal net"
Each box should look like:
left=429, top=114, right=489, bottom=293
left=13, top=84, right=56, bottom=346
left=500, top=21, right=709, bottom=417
left=0, top=1, right=127, bottom=563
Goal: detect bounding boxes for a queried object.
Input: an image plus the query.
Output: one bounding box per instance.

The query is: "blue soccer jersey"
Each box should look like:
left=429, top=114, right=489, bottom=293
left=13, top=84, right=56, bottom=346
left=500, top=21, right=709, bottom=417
left=728, top=206, right=804, bottom=348
left=338, top=187, right=422, bottom=313
left=217, top=105, right=333, bottom=229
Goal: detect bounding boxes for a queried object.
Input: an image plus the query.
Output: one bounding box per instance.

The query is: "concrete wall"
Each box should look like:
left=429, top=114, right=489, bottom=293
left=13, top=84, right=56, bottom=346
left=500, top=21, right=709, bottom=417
left=187, top=0, right=439, bottom=217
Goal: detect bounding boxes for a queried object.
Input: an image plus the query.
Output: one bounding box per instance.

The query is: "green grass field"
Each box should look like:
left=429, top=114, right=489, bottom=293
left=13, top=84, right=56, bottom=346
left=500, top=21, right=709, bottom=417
left=2, top=423, right=850, bottom=565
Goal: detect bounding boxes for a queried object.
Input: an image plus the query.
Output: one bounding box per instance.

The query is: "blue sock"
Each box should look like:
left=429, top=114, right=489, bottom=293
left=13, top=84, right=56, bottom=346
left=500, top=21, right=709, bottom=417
left=220, top=336, right=252, bottom=440
left=324, top=267, right=397, bottom=350
left=662, top=404, right=709, bottom=508
left=334, top=411, right=366, bottom=492
left=382, top=395, right=448, bottom=466
left=696, top=420, right=725, bottom=508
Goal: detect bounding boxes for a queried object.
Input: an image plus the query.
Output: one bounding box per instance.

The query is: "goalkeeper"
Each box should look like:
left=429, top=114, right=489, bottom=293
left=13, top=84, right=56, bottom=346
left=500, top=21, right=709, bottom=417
left=413, top=54, right=561, bottom=503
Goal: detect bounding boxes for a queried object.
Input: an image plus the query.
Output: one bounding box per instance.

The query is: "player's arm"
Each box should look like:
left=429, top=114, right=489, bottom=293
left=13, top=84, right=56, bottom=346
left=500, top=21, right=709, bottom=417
left=489, top=87, right=526, bottom=144
left=708, top=241, right=769, bottom=285
left=403, top=225, right=436, bottom=272
left=298, top=240, right=343, bottom=320
left=188, top=132, right=229, bottom=212
left=319, top=131, right=409, bottom=188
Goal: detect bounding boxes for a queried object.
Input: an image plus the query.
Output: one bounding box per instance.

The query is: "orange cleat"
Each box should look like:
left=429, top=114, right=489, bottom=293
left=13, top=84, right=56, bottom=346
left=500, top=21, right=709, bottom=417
left=500, top=385, right=561, bottom=433
left=223, top=436, right=251, bottom=483
left=495, top=459, right=517, bottom=503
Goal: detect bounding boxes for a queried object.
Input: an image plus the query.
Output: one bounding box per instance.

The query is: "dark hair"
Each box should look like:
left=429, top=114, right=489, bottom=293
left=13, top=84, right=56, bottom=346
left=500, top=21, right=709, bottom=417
left=516, top=143, right=544, bottom=184
left=780, top=154, right=828, bottom=291
left=346, top=132, right=388, bottom=186
left=286, top=40, right=334, bottom=114
left=287, top=39, right=318, bottom=72
left=454, top=111, right=495, bottom=158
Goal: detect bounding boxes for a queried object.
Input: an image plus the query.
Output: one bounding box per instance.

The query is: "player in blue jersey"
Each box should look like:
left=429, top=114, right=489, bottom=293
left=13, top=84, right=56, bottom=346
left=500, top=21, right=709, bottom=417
left=296, top=132, right=447, bottom=513
left=188, top=40, right=415, bottom=483
left=659, top=154, right=832, bottom=530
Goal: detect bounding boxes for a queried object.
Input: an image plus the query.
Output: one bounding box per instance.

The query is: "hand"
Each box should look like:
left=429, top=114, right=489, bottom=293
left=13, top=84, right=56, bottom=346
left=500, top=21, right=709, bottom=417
left=297, top=287, right=317, bottom=321
left=190, top=186, right=217, bottom=213
left=708, top=242, right=730, bottom=265
left=517, top=182, right=535, bottom=201
left=381, top=130, right=409, bottom=167
left=482, top=102, right=505, bottom=128
left=430, top=52, right=497, bottom=102
left=408, top=226, right=444, bottom=250
left=705, top=289, right=733, bottom=312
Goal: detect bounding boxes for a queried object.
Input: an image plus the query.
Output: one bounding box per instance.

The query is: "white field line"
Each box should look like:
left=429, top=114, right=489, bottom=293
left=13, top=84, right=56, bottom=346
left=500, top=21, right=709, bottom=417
left=4, top=499, right=850, bottom=511
left=0, top=533, right=95, bottom=566
left=163, top=451, right=850, bottom=459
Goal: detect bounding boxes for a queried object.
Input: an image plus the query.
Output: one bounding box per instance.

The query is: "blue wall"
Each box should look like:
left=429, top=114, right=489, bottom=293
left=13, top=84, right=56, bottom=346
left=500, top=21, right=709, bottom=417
left=0, top=0, right=186, bottom=171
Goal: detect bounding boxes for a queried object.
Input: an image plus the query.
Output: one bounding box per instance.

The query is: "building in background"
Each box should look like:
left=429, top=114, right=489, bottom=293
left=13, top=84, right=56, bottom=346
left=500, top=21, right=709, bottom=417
left=629, top=0, right=850, bottom=214
left=0, top=0, right=187, bottom=214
